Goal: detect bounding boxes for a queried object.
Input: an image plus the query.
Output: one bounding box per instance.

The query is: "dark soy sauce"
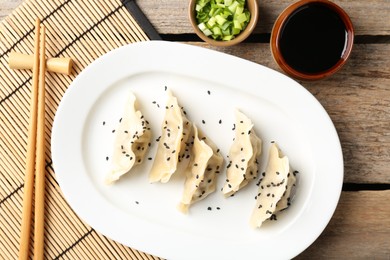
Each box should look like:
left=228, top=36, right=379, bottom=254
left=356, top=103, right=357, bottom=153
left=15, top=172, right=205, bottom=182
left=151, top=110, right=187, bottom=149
left=279, top=3, right=347, bottom=74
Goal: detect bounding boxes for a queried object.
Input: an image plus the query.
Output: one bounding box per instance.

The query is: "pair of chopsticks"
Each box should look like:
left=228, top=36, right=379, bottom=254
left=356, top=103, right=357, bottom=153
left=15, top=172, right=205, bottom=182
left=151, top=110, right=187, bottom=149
left=18, top=18, right=47, bottom=260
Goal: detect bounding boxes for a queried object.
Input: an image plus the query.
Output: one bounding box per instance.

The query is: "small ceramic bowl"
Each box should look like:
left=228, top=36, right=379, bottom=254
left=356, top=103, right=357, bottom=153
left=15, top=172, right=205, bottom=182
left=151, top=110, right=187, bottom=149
left=270, top=0, right=354, bottom=80
left=188, top=0, right=259, bottom=47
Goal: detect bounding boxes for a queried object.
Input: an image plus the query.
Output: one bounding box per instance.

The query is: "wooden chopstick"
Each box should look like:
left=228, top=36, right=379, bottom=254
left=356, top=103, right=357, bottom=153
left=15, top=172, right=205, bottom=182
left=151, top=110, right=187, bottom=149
left=33, top=24, right=46, bottom=260
left=18, top=18, right=47, bottom=260
left=19, top=18, right=41, bottom=260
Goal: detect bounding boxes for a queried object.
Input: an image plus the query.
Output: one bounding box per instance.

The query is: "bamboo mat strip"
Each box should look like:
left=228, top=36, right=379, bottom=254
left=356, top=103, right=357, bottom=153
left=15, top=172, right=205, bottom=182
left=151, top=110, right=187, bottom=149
left=0, top=0, right=163, bottom=259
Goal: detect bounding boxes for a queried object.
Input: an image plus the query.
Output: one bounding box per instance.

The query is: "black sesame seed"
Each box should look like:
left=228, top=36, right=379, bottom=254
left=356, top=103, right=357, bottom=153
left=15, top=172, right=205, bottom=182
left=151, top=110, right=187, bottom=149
left=135, top=201, right=139, bottom=204
left=216, top=207, right=220, bottom=210
left=152, top=101, right=156, bottom=104
left=202, top=120, right=206, bottom=124
left=148, top=157, right=152, bottom=160
left=112, top=129, right=115, bottom=133
left=228, top=184, right=232, bottom=188
left=106, top=156, right=109, bottom=161
left=164, top=86, right=167, bottom=91
left=207, top=207, right=212, bottom=211
left=276, top=171, right=280, bottom=175
left=207, top=90, right=211, bottom=95
left=194, top=163, right=198, bottom=166
left=240, top=120, right=243, bottom=123
left=102, top=121, right=106, bottom=126
left=219, top=119, right=222, bottom=124
left=258, top=205, right=262, bottom=209
left=196, top=174, right=199, bottom=179
left=241, top=159, right=245, bottom=162
left=226, top=179, right=229, bottom=182
left=208, top=179, right=212, bottom=183
left=167, top=157, right=171, bottom=161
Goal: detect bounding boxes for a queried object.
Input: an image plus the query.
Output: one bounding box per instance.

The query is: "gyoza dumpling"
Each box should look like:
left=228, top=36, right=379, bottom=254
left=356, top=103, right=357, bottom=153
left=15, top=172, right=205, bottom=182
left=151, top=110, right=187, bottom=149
left=221, top=110, right=262, bottom=197
left=106, top=92, right=151, bottom=184
left=178, top=125, right=223, bottom=214
left=249, top=142, right=289, bottom=228
left=149, top=90, right=192, bottom=183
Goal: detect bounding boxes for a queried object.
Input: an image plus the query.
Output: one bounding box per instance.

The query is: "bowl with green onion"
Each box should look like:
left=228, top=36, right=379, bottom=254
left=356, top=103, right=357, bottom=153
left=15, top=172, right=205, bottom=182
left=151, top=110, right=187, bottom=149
left=189, top=0, right=259, bottom=46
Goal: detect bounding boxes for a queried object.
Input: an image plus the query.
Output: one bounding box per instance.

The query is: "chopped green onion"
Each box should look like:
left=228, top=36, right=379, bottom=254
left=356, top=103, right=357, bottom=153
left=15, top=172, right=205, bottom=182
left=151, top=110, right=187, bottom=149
left=195, top=0, right=251, bottom=41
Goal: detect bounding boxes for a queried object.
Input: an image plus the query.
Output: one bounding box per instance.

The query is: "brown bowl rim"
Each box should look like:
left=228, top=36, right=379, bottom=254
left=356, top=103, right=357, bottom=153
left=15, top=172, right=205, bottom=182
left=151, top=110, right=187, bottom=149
left=270, top=0, right=354, bottom=80
left=188, top=0, right=259, bottom=47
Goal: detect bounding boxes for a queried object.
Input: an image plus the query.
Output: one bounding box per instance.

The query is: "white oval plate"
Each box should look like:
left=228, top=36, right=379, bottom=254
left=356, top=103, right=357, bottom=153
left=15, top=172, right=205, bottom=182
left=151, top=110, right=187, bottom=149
left=52, top=41, right=343, bottom=260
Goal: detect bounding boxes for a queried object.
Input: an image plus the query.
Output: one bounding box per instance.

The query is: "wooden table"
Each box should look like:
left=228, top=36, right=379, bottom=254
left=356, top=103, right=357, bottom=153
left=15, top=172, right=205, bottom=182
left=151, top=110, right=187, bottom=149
left=1, top=0, right=389, bottom=259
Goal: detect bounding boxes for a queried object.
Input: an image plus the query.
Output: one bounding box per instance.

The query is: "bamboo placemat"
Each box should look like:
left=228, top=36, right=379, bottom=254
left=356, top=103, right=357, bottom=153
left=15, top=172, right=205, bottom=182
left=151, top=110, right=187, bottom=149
left=0, top=0, right=162, bottom=259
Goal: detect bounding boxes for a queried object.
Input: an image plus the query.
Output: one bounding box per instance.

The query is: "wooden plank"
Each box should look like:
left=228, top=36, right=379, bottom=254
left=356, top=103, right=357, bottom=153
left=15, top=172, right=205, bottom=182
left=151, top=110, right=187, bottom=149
left=2, top=1, right=390, bottom=35
left=297, top=190, right=390, bottom=258
left=136, top=0, right=390, bottom=35
left=188, top=42, right=390, bottom=184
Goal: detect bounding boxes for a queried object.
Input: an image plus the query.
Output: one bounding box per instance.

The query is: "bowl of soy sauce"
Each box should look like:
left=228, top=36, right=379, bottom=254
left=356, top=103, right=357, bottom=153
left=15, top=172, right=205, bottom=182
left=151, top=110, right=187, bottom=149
left=271, top=0, right=354, bottom=80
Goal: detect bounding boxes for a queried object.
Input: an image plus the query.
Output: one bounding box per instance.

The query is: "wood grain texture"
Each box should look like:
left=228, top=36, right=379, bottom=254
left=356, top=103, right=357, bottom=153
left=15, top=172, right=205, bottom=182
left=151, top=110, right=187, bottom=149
left=297, top=191, right=390, bottom=259
left=0, top=0, right=389, bottom=260
left=2, top=0, right=390, bottom=35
